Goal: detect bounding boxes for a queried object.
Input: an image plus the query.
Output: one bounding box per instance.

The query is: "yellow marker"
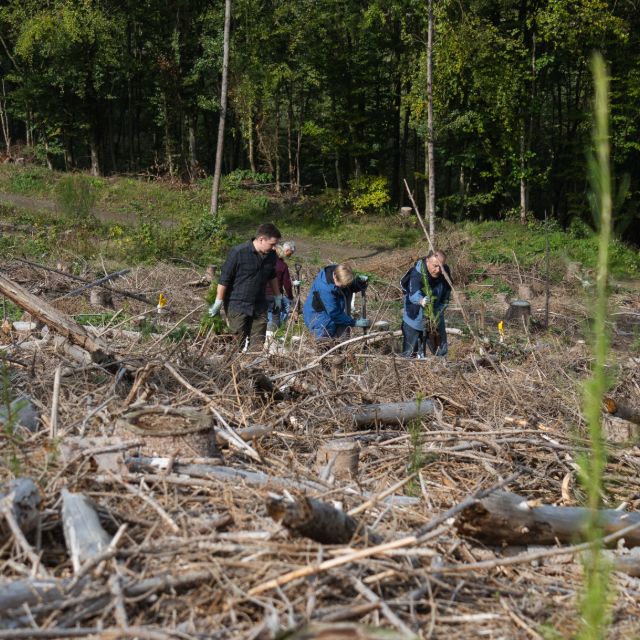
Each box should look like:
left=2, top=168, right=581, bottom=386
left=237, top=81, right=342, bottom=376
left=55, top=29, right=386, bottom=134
left=498, top=321, right=504, bottom=343
left=158, top=294, right=166, bottom=307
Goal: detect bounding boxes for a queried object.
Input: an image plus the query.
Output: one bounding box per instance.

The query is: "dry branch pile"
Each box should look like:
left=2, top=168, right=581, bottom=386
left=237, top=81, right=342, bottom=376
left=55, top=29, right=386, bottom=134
left=1, top=256, right=640, bottom=640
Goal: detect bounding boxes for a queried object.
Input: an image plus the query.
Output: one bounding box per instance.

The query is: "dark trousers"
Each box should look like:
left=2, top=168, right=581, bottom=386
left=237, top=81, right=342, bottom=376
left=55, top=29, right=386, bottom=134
left=402, top=321, right=424, bottom=358
left=402, top=317, right=448, bottom=358
left=226, top=306, right=268, bottom=349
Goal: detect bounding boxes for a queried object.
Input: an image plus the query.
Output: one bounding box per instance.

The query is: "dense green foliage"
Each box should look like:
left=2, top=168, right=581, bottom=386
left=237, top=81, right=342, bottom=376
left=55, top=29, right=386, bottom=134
left=0, top=0, right=638, bottom=234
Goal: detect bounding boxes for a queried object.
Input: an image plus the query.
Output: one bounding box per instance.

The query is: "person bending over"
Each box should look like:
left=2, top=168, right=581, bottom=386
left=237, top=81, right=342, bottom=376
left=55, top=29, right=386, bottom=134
left=402, top=250, right=451, bottom=358
left=303, top=263, right=369, bottom=340
left=208, top=223, right=282, bottom=349
left=265, top=242, right=296, bottom=331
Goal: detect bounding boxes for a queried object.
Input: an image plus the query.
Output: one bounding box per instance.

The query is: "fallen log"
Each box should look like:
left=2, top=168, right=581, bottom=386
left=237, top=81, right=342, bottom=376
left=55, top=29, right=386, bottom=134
left=346, top=399, right=435, bottom=426
left=0, top=272, right=112, bottom=362
left=603, top=397, right=640, bottom=425
left=0, top=478, right=42, bottom=540
left=52, top=336, right=92, bottom=366
left=457, top=490, right=640, bottom=547
left=267, top=494, right=383, bottom=546
left=60, top=490, right=112, bottom=573
left=12, top=257, right=152, bottom=305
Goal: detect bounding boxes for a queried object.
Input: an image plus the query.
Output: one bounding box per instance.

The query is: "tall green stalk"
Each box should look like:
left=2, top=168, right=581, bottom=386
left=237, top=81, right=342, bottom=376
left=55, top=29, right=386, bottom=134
left=576, top=53, right=613, bottom=640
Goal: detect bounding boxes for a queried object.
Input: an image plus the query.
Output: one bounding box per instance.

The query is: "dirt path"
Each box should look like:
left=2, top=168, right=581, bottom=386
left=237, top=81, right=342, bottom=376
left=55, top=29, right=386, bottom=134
left=0, top=190, right=403, bottom=264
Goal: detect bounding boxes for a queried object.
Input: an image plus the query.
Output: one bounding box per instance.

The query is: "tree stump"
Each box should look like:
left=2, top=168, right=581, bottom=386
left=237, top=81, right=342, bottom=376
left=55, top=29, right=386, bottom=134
left=317, top=440, right=359, bottom=479
left=206, top=265, right=218, bottom=281
left=495, top=292, right=510, bottom=305
left=56, top=261, right=72, bottom=273
left=567, top=261, right=582, bottom=282
left=517, top=284, right=533, bottom=300
left=399, top=207, right=412, bottom=218
left=90, top=288, right=114, bottom=309
left=506, top=301, right=531, bottom=323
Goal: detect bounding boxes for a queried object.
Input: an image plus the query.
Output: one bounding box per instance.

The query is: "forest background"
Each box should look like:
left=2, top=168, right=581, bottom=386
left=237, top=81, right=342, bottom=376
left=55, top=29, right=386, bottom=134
left=0, top=0, right=639, bottom=242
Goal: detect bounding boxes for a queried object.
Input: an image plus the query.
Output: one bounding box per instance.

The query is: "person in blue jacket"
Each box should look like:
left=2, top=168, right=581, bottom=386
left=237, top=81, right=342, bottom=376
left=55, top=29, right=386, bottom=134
left=303, top=263, right=370, bottom=340
left=402, top=250, right=451, bottom=358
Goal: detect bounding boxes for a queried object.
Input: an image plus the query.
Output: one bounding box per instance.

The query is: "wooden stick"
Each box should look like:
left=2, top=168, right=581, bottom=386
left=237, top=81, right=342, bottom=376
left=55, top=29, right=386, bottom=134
left=58, top=269, right=130, bottom=299
left=50, top=365, right=62, bottom=439
left=247, top=526, right=448, bottom=596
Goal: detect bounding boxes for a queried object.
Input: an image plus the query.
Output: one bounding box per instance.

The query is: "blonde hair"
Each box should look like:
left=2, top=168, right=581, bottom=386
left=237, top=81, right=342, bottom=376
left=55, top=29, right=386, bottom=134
left=275, top=245, right=286, bottom=260
left=334, top=264, right=354, bottom=287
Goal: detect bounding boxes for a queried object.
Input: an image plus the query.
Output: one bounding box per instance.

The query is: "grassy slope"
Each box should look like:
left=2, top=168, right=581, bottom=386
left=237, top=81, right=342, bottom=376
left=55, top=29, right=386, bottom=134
left=0, top=165, right=638, bottom=279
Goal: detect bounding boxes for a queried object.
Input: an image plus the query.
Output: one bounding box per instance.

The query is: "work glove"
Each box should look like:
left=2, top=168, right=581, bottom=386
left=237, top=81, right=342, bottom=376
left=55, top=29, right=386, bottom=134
left=420, top=297, right=429, bottom=307
left=356, top=275, right=369, bottom=290
left=292, top=280, right=301, bottom=287
left=273, top=294, right=283, bottom=314
left=208, top=299, right=223, bottom=317
left=356, top=318, right=370, bottom=328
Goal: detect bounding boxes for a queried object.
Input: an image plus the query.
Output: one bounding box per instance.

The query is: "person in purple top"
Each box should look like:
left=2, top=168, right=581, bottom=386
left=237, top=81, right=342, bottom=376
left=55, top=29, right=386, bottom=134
left=266, top=242, right=296, bottom=331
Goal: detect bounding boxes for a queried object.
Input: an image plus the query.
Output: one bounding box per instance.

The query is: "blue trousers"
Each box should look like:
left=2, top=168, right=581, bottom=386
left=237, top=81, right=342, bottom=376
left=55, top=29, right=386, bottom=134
left=267, top=296, right=291, bottom=331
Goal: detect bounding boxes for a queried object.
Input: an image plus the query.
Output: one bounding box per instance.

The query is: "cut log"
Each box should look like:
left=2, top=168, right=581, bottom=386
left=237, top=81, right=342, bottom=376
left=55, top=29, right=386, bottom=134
left=603, top=398, right=640, bottom=425
left=267, top=494, right=383, bottom=546
left=317, top=440, right=359, bottom=479
left=0, top=272, right=112, bottom=362
left=505, top=301, right=531, bottom=323
left=53, top=336, right=92, bottom=367
left=217, top=424, right=272, bottom=445
left=61, top=490, right=112, bottom=573
left=346, top=400, right=435, bottom=426
left=456, top=490, right=640, bottom=547
left=0, top=478, right=42, bottom=540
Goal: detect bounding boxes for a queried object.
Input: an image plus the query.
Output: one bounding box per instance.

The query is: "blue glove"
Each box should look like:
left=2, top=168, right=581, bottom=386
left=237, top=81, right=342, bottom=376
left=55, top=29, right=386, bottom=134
left=356, top=318, right=370, bottom=328
left=208, top=300, right=223, bottom=317
left=356, top=275, right=369, bottom=290
left=273, top=294, right=283, bottom=314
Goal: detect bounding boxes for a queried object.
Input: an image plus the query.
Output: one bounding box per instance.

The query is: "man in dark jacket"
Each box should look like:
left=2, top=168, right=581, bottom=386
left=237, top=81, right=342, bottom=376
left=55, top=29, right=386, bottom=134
left=402, top=250, right=451, bottom=357
left=208, top=223, right=282, bottom=349
left=303, top=263, right=369, bottom=340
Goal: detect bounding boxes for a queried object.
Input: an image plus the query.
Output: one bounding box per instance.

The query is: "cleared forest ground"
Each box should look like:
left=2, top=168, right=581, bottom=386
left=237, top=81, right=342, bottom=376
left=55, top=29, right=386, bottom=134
left=1, top=239, right=640, bottom=639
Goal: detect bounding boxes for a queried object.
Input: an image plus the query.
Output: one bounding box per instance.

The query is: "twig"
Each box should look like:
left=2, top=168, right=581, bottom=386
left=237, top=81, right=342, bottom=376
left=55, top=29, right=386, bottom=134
left=50, top=365, right=62, bottom=439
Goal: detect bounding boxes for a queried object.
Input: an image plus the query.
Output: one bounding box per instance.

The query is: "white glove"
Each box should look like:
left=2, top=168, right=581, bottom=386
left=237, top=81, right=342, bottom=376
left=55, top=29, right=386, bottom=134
left=208, top=299, right=223, bottom=317
left=292, top=280, right=301, bottom=286
left=273, top=294, right=283, bottom=313
left=420, top=298, right=428, bottom=307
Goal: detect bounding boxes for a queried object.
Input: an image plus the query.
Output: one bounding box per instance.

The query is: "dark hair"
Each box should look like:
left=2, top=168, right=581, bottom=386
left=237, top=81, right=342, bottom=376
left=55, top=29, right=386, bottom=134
left=256, top=223, right=281, bottom=240
left=426, top=249, right=446, bottom=261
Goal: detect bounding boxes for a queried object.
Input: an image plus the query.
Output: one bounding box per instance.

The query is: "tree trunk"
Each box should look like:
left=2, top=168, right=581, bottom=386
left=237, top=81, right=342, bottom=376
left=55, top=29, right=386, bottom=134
left=107, top=98, right=117, bottom=174
left=275, top=84, right=281, bottom=191
left=127, top=25, right=135, bottom=172
left=459, top=163, right=465, bottom=215
left=427, top=0, right=436, bottom=238
left=399, top=91, right=409, bottom=207
left=0, top=272, right=111, bottom=360
left=335, top=148, right=343, bottom=191
left=40, top=124, right=53, bottom=170
left=188, top=111, right=197, bottom=175
left=520, top=121, right=526, bottom=224
left=295, top=87, right=305, bottom=191
left=163, top=92, right=173, bottom=178
left=287, top=86, right=294, bottom=188
left=248, top=116, right=256, bottom=174
left=210, top=0, right=231, bottom=216
left=88, top=122, right=100, bottom=176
